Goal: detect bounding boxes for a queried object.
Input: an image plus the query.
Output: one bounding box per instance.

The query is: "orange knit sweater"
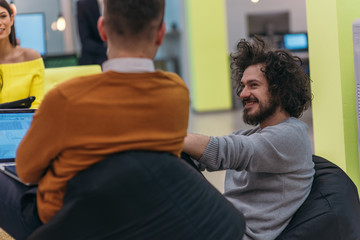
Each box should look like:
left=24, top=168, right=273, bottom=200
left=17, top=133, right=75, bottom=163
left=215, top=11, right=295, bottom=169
left=16, top=70, right=189, bottom=223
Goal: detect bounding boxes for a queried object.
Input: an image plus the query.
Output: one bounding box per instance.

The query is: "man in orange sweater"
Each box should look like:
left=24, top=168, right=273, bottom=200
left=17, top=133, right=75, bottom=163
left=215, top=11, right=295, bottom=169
left=0, top=0, right=189, bottom=239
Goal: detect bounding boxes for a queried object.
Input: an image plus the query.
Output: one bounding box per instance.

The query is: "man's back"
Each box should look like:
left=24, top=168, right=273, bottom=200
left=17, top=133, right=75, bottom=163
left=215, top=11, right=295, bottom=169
left=16, top=68, right=189, bottom=223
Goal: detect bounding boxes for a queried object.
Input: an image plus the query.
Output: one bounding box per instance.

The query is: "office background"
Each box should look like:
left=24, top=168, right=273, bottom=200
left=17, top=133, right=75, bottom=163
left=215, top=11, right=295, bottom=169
left=8, top=0, right=360, bottom=192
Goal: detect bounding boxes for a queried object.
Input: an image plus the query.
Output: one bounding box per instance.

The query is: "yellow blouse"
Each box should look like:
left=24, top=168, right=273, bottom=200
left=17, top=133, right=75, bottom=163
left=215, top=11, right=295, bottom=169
left=0, top=58, right=45, bottom=108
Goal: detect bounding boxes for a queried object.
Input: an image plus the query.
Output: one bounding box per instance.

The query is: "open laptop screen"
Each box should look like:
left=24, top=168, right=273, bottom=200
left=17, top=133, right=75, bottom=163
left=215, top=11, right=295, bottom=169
left=0, top=110, right=35, bottom=162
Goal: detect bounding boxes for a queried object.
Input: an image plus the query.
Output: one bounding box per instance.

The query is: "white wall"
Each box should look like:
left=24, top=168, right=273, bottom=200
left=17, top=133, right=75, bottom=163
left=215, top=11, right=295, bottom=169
left=11, top=0, right=307, bottom=64
left=226, top=0, right=307, bottom=52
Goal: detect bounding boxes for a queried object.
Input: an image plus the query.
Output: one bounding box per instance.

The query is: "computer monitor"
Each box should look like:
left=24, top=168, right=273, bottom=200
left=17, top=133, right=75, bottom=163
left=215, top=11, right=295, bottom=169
left=14, top=13, right=46, bottom=56
left=283, top=33, right=308, bottom=51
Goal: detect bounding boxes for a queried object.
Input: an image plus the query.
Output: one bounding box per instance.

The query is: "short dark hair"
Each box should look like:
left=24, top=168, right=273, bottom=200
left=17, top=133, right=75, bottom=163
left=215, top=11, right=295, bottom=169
left=104, top=0, right=165, bottom=40
left=0, top=0, right=17, bottom=47
left=231, top=35, right=312, bottom=118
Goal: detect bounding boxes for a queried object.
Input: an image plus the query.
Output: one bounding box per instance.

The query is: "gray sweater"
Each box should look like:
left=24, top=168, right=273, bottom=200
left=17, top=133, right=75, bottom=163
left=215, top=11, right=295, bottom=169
left=199, top=117, right=314, bottom=240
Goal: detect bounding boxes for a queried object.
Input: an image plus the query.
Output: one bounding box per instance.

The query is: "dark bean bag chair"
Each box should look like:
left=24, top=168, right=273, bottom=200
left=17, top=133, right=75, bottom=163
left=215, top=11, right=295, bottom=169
left=27, top=151, right=245, bottom=240
left=276, top=155, right=360, bottom=240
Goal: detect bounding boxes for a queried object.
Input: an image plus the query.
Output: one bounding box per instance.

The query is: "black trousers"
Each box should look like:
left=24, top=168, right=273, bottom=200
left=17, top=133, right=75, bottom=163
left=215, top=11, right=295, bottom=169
left=0, top=172, right=42, bottom=240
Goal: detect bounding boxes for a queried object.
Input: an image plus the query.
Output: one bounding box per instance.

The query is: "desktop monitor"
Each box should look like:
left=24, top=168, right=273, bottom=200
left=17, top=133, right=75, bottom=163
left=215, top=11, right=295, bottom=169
left=283, top=33, right=308, bottom=51
left=14, top=13, right=47, bottom=56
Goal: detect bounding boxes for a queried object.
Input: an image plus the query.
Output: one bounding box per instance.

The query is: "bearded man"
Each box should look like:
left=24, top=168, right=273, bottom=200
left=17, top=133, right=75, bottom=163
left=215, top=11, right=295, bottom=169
left=183, top=36, right=314, bottom=240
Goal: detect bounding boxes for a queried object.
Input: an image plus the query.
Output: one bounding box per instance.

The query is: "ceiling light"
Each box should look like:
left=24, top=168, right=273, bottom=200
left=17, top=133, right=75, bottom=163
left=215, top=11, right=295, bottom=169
left=56, top=14, right=66, bottom=31
left=9, top=0, right=16, bottom=16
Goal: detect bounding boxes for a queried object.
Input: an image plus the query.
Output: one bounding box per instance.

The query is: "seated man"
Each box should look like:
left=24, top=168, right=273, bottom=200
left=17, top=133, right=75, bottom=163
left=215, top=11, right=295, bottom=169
left=0, top=0, right=189, bottom=238
left=183, top=36, right=315, bottom=240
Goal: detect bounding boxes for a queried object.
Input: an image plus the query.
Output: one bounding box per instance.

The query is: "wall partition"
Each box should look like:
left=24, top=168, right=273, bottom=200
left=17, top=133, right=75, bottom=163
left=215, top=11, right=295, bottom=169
left=306, top=0, right=360, bottom=189
left=184, top=0, right=232, bottom=112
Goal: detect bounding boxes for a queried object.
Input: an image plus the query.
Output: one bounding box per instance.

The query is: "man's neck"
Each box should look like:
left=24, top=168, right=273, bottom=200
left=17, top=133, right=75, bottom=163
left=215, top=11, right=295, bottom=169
left=106, top=42, right=157, bottom=60
left=259, top=107, right=291, bottom=129
left=107, top=51, right=149, bottom=59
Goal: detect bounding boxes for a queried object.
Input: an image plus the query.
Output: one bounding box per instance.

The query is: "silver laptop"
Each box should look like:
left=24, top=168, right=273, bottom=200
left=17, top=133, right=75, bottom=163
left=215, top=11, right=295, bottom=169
left=0, top=109, right=36, bottom=185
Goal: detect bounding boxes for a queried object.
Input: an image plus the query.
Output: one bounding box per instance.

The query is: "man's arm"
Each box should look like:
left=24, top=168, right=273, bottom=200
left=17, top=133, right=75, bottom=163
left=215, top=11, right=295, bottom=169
left=195, top=120, right=313, bottom=172
left=16, top=89, right=65, bottom=183
left=183, top=133, right=211, bottom=160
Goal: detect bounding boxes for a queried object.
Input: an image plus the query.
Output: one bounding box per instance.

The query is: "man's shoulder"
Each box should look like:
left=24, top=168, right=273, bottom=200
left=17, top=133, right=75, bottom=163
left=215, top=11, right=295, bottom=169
left=155, top=70, right=188, bottom=89
left=233, top=118, right=306, bottom=137
left=59, top=72, right=103, bottom=87
left=233, top=127, right=260, bottom=136
left=267, top=117, right=307, bottom=131
left=279, top=117, right=308, bottom=130
left=258, top=118, right=309, bottom=144
left=54, top=72, right=105, bottom=98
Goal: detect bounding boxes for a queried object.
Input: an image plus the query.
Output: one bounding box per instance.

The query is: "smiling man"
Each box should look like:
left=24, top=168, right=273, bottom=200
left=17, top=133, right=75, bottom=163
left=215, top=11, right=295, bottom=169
left=183, top=36, right=314, bottom=240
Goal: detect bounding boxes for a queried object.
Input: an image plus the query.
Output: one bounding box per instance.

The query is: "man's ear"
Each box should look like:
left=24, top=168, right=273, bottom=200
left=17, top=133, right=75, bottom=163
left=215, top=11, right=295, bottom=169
left=155, top=22, right=166, bottom=46
left=97, top=16, right=107, bottom=42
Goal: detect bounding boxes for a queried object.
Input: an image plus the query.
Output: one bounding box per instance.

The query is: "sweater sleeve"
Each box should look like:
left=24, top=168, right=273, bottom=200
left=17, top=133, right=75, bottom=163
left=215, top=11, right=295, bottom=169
left=199, top=119, right=312, bottom=173
left=29, top=58, right=45, bottom=108
left=16, top=88, right=66, bottom=183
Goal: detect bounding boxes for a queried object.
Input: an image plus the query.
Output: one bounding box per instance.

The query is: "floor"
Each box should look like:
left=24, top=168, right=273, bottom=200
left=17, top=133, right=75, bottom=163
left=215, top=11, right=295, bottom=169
left=0, top=229, right=12, bottom=240
left=188, top=106, right=314, bottom=193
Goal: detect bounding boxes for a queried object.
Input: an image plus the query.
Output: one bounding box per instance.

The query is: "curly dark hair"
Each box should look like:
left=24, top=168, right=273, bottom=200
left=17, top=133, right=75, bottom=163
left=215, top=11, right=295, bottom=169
left=230, top=35, right=312, bottom=118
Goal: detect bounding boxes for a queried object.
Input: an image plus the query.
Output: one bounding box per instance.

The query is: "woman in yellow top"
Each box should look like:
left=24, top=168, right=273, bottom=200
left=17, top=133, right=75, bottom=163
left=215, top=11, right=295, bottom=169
left=0, top=0, right=45, bottom=108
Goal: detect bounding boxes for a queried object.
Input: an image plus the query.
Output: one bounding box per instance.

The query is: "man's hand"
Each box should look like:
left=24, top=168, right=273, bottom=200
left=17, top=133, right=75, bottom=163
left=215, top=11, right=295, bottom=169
left=183, top=133, right=211, bottom=160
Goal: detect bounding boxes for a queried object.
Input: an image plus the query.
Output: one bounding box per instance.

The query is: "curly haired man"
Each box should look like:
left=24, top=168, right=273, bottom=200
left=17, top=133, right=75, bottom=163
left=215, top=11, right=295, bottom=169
left=183, top=36, right=314, bottom=240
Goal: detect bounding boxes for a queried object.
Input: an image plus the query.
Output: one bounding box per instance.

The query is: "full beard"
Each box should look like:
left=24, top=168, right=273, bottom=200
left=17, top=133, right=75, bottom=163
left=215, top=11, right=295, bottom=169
left=242, top=98, right=278, bottom=126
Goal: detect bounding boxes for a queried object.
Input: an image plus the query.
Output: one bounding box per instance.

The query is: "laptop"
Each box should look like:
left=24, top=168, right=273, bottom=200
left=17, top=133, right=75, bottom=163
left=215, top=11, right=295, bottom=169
left=0, top=109, right=36, bottom=186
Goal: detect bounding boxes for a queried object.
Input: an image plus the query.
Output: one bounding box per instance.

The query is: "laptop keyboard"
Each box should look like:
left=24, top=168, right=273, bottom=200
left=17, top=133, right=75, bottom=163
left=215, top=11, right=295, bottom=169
left=4, top=165, right=17, bottom=176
